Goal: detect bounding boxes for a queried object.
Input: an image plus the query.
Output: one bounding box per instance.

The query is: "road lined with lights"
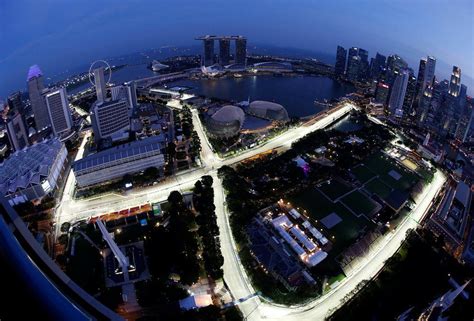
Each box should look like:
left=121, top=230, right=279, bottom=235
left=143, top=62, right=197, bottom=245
left=54, top=102, right=446, bottom=320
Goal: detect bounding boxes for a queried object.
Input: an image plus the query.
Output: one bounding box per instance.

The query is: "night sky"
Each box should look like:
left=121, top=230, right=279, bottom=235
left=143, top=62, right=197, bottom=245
left=0, top=0, right=472, bottom=97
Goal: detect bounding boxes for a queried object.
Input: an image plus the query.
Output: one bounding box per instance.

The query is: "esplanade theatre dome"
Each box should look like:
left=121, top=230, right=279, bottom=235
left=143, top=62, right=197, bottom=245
left=248, top=100, right=290, bottom=122
left=207, top=105, right=246, bottom=138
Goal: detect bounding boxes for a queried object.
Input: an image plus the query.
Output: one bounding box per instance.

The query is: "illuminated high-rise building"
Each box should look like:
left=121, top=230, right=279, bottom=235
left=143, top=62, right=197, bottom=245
left=44, top=87, right=72, bottom=136
left=27, top=65, right=50, bottom=131
left=388, top=70, right=409, bottom=118
left=203, top=38, right=215, bottom=66
left=369, top=52, right=386, bottom=79
left=448, top=66, right=461, bottom=97
left=375, top=82, right=390, bottom=105
left=335, top=46, right=347, bottom=76
left=235, top=37, right=247, bottom=65
left=219, top=38, right=231, bottom=66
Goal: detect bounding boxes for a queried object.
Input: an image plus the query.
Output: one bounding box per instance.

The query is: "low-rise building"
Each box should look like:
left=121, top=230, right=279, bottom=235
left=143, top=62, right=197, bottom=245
left=0, top=138, right=67, bottom=205
left=73, top=136, right=166, bottom=187
left=428, top=181, right=472, bottom=257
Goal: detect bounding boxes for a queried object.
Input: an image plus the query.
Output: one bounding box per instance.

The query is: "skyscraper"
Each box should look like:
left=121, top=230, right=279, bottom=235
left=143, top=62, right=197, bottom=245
left=6, top=100, right=29, bottom=152
left=219, top=38, right=231, bottom=66
left=346, top=55, right=361, bottom=82
left=347, top=47, right=359, bottom=78
left=335, top=46, right=347, bottom=76
left=45, top=87, right=72, bottom=136
left=203, top=38, right=215, bottom=66
left=388, top=70, right=409, bottom=118
left=448, top=66, right=461, bottom=97
left=369, top=53, right=387, bottom=79
left=7, top=92, right=25, bottom=115
left=375, top=82, right=390, bottom=105
left=235, top=37, right=247, bottom=65
left=358, top=48, right=369, bottom=80
left=27, top=65, right=50, bottom=131
left=414, top=58, right=427, bottom=102
left=402, top=73, right=417, bottom=119
left=93, top=67, right=107, bottom=103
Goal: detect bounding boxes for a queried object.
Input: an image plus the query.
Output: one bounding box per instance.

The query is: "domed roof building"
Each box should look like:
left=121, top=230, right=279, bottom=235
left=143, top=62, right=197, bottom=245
left=207, top=105, right=245, bottom=138
left=248, top=101, right=289, bottom=122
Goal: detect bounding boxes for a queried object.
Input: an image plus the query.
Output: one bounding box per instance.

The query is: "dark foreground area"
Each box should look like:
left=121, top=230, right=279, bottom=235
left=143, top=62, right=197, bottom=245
left=328, top=229, right=474, bottom=321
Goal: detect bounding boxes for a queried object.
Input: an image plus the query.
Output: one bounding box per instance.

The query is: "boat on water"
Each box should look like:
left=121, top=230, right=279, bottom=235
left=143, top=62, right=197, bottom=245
left=233, top=73, right=243, bottom=78
left=151, top=60, right=169, bottom=72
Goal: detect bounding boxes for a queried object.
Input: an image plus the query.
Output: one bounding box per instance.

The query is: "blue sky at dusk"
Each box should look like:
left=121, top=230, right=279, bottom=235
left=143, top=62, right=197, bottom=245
left=0, top=0, right=473, bottom=97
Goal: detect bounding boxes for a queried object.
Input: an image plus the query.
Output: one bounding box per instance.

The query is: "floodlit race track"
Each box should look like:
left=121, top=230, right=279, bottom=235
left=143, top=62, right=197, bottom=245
left=54, top=102, right=446, bottom=320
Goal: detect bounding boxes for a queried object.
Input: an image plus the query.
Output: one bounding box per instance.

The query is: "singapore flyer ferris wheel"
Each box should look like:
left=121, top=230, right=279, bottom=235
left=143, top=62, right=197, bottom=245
left=88, top=60, right=112, bottom=87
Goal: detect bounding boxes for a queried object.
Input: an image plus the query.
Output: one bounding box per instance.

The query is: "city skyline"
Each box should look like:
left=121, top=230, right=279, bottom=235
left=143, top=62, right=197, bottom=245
left=1, top=0, right=473, bottom=97
left=0, top=2, right=473, bottom=321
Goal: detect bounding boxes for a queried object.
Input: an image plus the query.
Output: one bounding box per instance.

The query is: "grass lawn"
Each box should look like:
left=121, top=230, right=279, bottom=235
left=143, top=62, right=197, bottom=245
left=289, top=188, right=371, bottom=257
left=351, top=164, right=375, bottom=184
left=318, top=179, right=354, bottom=201
left=341, top=190, right=378, bottom=217
left=364, top=153, right=418, bottom=191
left=364, top=178, right=393, bottom=200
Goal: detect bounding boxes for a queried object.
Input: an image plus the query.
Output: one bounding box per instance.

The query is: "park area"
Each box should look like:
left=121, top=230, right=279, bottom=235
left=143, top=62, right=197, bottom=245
left=289, top=188, right=373, bottom=257
left=358, top=152, right=420, bottom=191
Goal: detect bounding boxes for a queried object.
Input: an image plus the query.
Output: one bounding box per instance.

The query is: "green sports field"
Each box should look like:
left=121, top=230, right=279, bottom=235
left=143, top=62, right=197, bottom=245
left=289, top=188, right=372, bottom=256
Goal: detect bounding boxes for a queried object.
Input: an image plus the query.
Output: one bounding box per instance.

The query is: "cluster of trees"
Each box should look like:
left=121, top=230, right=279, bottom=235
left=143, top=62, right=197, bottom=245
left=193, top=176, right=224, bottom=280
left=145, top=190, right=200, bottom=287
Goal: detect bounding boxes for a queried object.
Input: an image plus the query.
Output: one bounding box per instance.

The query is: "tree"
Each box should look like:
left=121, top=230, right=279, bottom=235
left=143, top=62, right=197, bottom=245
left=144, top=167, right=159, bottom=180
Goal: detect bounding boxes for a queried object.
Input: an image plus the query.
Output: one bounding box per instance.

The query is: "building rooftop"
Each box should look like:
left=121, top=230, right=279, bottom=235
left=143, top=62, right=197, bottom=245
left=74, top=135, right=165, bottom=172
left=211, top=105, right=245, bottom=125
left=454, top=181, right=470, bottom=208
left=0, top=138, right=63, bottom=194
left=27, top=65, right=43, bottom=81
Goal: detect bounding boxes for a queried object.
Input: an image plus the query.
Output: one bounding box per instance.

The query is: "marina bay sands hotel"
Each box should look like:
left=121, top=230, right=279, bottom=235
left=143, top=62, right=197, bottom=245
left=196, top=35, right=247, bottom=67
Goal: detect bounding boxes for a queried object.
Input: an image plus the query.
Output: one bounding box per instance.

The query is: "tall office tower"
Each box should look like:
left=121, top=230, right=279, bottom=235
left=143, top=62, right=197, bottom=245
left=126, top=81, right=138, bottom=109
left=388, top=70, right=409, bottom=117
left=346, top=56, right=362, bottom=81
left=235, top=37, right=247, bottom=65
left=414, top=58, right=427, bottom=102
left=346, top=56, right=361, bottom=82
left=335, top=46, right=347, bottom=76
left=386, top=54, right=408, bottom=72
left=27, top=65, right=50, bottom=131
left=202, top=38, right=215, bottom=67
left=7, top=92, right=25, bottom=115
left=416, top=56, right=437, bottom=102
left=45, top=88, right=72, bottom=136
left=93, top=67, right=107, bottom=103
left=375, top=82, right=390, bottom=105
left=6, top=106, right=29, bottom=152
left=91, top=99, right=130, bottom=143
left=369, top=53, right=387, bottom=79
left=402, top=73, right=417, bottom=119
left=358, top=48, right=369, bottom=80
left=448, top=66, right=461, bottom=97
left=111, top=82, right=137, bottom=110
left=219, top=38, right=231, bottom=66
left=346, top=47, right=359, bottom=76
